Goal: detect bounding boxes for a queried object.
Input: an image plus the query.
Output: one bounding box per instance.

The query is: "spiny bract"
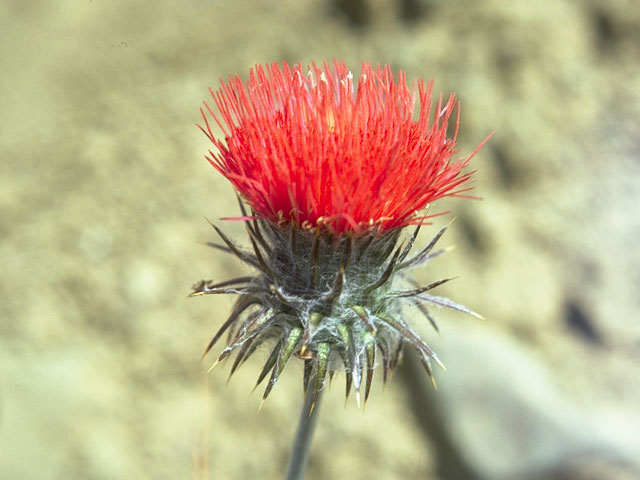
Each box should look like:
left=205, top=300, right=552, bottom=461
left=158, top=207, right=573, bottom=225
left=191, top=203, right=479, bottom=409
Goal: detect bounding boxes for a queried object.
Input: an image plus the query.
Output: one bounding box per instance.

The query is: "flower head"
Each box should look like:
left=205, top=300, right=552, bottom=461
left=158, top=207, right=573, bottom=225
left=199, top=60, right=483, bottom=233
left=193, top=60, right=488, bottom=409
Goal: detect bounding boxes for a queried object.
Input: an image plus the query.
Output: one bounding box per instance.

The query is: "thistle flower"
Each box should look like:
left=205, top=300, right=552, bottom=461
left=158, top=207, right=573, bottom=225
left=193, top=60, right=488, bottom=410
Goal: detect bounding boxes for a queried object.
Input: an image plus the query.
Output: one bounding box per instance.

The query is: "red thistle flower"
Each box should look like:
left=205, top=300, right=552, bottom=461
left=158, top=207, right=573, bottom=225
left=199, top=60, right=485, bottom=233
left=192, top=60, right=488, bottom=410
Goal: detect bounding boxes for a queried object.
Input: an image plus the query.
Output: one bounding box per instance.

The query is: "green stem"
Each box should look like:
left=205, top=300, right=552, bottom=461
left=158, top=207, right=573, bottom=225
left=284, top=384, right=322, bottom=480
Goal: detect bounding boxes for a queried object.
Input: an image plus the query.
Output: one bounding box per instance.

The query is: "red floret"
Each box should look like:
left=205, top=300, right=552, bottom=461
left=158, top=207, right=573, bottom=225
left=199, top=60, right=486, bottom=234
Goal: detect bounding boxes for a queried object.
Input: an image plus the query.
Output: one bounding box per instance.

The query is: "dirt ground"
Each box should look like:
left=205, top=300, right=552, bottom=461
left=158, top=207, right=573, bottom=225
left=2, top=0, right=640, bottom=479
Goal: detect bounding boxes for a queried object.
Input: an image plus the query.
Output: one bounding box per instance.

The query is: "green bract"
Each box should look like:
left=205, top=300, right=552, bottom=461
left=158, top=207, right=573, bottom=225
left=191, top=203, right=479, bottom=408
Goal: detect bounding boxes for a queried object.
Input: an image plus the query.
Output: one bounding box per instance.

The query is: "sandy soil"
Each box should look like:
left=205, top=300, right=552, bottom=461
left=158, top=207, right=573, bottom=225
left=2, top=0, right=640, bottom=479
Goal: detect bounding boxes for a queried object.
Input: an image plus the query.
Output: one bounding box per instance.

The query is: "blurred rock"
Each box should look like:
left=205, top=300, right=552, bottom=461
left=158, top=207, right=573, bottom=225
left=409, top=320, right=640, bottom=479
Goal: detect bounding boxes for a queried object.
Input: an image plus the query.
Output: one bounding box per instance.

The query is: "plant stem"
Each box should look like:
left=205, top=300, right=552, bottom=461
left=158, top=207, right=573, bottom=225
left=284, top=385, right=322, bottom=480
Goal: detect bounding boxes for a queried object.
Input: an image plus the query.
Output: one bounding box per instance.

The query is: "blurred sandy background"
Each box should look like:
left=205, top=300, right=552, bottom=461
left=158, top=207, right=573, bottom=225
left=2, top=0, right=640, bottom=479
